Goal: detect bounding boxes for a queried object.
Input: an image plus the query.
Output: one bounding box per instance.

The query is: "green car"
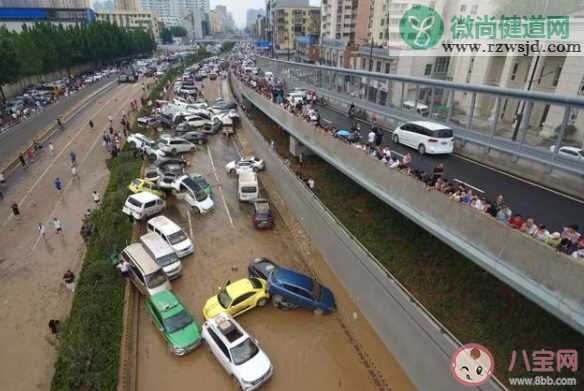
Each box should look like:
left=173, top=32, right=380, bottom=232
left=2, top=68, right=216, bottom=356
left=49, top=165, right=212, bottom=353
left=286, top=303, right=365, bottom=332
left=144, top=290, right=201, bottom=356
left=191, top=174, right=212, bottom=196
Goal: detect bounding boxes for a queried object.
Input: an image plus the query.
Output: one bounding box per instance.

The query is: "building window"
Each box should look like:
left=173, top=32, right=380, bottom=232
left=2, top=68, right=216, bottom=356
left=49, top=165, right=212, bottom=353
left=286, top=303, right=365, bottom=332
left=425, top=64, right=432, bottom=76
left=376, top=61, right=382, bottom=72
left=361, top=57, right=366, bottom=69
left=385, top=63, right=391, bottom=74
left=460, top=4, right=467, bottom=12
left=434, top=57, right=450, bottom=73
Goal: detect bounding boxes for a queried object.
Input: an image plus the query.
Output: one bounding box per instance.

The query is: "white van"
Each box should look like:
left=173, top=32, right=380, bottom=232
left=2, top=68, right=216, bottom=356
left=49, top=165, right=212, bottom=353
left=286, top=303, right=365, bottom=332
left=238, top=171, right=259, bottom=202
left=392, top=121, right=454, bottom=155
left=147, top=215, right=194, bottom=258
left=173, top=175, right=214, bottom=214
left=119, top=243, right=172, bottom=296
left=140, top=232, right=183, bottom=279
left=122, top=192, right=166, bottom=221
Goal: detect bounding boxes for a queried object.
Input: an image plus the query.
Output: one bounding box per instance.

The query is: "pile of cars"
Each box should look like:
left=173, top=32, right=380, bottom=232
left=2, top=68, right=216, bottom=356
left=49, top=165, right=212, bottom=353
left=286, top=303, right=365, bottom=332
left=115, top=56, right=336, bottom=389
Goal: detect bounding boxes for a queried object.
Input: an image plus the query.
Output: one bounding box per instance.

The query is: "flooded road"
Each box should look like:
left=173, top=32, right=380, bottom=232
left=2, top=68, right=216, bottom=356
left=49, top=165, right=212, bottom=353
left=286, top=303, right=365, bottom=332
left=135, top=78, right=415, bottom=391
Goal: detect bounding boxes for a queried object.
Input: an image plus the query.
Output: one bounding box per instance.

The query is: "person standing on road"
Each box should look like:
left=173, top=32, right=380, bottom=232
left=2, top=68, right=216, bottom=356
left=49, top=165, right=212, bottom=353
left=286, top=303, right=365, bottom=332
left=37, top=222, right=46, bottom=238
left=11, top=203, right=20, bottom=219
left=63, top=270, right=75, bottom=291
left=107, top=115, right=113, bottom=126
left=48, top=142, right=54, bottom=156
left=71, top=165, right=79, bottom=180
left=19, top=153, right=26, bottom=168
left=92, top=191, right=100, bottom=205
left=54, top=177, right=63, bottom=192
left=367, top=129, right=376, bottom=151
left=69, top=151, right=76, bottom=165
left=307, top=178, right=315, bottom=191
left=88, top=119, right=94, bottom=130
left=53, top=217, right=63, bottom=234
left=48, top=319, right=60, bottom=336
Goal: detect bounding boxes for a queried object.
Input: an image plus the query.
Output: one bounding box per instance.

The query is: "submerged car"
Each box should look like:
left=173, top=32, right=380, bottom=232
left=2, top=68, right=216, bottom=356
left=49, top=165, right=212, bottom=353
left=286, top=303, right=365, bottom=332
left=248, top=258, right=279, bottom=280
left=267, top=267, right=336, bottom=315
left=202, top=277, right=269, bottom=320
left=145, top=290, right=201, bottom=356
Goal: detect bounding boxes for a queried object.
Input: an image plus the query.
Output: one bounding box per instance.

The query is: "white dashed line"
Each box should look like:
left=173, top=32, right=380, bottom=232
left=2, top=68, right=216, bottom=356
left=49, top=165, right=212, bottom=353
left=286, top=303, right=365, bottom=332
left=454, top=179, right=485, bottom=194
left=207, top=145, right=234, bottom=227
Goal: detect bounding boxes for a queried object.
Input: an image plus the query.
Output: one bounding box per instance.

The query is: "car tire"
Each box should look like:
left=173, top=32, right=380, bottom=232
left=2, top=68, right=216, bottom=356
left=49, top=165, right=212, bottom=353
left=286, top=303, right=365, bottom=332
left=191, top=146, right=196, bottom=152
left=229, top=168, right=236, bottom=175
left=313, top=308, right=324, bottom=316
left=128, top=141, right=136, bottom=149
left=257, top=298, right=268, bottom=307
left=418, top=144, right=426, bottom=155
left=272, top=294, right=284, bottom=309
left=172, top=148, right=177, bottom=155
left=392, top=133, right=399, bottom=144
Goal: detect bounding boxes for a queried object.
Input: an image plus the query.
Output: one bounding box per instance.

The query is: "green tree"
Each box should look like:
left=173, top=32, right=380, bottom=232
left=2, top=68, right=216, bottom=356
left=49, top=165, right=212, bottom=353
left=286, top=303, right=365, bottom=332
left=169, top=26, right=188, bottom=37
left=160, top=28, right=173, bottom=44
left=0, top=29, right=20, bottom=103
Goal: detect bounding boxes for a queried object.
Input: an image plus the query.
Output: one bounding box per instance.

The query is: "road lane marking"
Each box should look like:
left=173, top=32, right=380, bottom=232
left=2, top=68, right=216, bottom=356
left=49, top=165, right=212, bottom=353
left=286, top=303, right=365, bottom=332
left=390, top=150, right=404, bottom=158
left=30, top=91, right=139, bottom=251
left=2, top=86, right=131, bottom=227
left=454, top=179, right=485, bottom=194
left=207, top=145, right=234, bottom=227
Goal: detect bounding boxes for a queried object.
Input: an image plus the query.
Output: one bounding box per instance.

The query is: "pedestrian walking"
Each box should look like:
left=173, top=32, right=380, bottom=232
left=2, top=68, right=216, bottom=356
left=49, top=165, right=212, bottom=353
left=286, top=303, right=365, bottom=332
left=88, top=119, right=94, bottom=130
left=54, top=177, right=63, bottom=192
left=71, top=165, right=79, bottom=180
left=11, top=203, right=20, bottom=219
left=48, top=142, right=54, bottom=156
left=69, top=151, right=76, bottom=165
left=63, top=270, right=75, bottom=291
left=19, top=153, right=26, bottom=168
left=92, top=191, right=100, bottom=204
left=53, top=217, right=63, bottom=234
left=38, top=222, right=46, bottom=238
left=307, top=178, right=315, bottom=191
left=48, top=319, right=60, bottom=336
left=108, top=115, right=113, bottom=125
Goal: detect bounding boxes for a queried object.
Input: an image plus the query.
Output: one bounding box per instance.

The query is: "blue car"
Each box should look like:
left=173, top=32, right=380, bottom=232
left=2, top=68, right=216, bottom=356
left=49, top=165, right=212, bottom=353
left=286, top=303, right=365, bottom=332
left=267, top=267, right=336, bottom=315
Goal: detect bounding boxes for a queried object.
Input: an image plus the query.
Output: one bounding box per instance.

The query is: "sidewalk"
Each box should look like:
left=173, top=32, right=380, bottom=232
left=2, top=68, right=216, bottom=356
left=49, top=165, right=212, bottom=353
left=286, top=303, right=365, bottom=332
left=0, top=81, right=144, bottom=391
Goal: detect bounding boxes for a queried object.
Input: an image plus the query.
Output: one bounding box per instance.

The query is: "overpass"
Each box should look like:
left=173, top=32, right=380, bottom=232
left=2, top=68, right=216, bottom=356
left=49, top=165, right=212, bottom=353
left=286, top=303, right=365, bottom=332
left=230, top=76, right=584, bottom=337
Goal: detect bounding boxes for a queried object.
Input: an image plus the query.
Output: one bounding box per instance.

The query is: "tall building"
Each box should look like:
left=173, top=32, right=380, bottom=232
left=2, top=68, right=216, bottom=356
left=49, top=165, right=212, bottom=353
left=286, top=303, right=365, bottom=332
left=273, top=5, right=320, bottom=51
left=96, top=10, right=159, bottom=40
left=193, top=0, right=208, bottom=12
left=94, top=0, right=115, bottom=11
left=319, top=0, right=371, bottom=67
left=246, top=8, right=264, bottom=29
left=115, top=0, right=138, bottom=11
left=139, top=0, right=172, bottom=18
left=0, top=0, right=89, bottom=7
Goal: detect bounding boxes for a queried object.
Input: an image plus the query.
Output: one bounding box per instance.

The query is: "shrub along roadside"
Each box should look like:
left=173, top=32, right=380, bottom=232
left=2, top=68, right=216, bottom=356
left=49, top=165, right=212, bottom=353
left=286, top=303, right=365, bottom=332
left=50, top=54, right=208, bottom=391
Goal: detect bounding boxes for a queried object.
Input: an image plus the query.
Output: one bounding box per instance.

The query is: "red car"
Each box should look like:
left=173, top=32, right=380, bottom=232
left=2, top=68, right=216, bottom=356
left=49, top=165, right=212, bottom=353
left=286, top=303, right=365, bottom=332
left=253, top=200, right=273, bottom=229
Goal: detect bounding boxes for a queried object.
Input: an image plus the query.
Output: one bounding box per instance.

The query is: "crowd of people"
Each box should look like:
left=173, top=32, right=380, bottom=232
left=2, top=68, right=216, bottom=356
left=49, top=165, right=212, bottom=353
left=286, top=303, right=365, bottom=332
left=234, top=65, right=584, bottom=261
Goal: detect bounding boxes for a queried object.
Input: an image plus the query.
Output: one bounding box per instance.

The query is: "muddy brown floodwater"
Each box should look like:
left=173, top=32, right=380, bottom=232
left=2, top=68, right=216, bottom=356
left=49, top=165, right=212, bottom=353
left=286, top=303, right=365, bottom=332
left=134, top=78, right=415, bottom=391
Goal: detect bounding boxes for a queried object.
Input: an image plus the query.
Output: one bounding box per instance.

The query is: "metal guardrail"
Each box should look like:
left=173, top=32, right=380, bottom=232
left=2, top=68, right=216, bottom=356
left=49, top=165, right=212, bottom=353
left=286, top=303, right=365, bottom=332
left=230, top=75, right=506, bottom=391
left=255, top=56, right=584, bottom=178
left=233, top=77, right=584, bottom=337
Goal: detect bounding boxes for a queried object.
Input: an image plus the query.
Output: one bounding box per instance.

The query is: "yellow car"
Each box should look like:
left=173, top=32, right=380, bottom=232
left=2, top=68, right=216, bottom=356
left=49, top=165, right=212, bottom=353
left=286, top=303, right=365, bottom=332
left=128, top=178, right=166, bottom=199
left=203, top=277, right=269, bottom=320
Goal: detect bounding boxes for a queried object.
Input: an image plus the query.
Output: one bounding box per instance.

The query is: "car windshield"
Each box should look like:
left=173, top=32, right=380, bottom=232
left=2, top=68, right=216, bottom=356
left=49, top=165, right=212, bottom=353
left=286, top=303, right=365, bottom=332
left=163, top=309, right=193, bottom=333
left=217, top=289, right=232, bottom=308
left=128, top=198, right=142, bottom=208
left=311, top=280, right=321, bottom=300
left=146, top=269, right=167, bottom=288
left=230, top=338, right=260, bottom=365
left=168, top=230, right=188, bottom=245
left=131, top=179, right=142, bottom=187
left=195, top=190, right=208, bottom=202
left=157, top=252, right=179, bottom=267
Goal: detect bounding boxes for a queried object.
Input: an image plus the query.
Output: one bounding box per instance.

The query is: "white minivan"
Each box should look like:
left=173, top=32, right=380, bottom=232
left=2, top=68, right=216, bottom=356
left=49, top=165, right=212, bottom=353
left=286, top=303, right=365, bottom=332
left=238, top=171, right=259, bottom=202
left=392, top=121, right=454, bottom=155
left=119, top=243, right=172, bottom=296
left=147, top=215, right=194, bottom=258
left=173, top=175, right=214, bottom=214
left=122, top=192, right=166, bottom=221
left=140, top=232, right=183, bottom=280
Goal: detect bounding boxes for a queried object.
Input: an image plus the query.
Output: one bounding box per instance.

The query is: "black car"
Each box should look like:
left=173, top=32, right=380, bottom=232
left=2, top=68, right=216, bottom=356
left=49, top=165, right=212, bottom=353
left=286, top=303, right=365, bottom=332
left=182, top=131, right=208, bottom=145
left=248, top=257, right=279, bottom=280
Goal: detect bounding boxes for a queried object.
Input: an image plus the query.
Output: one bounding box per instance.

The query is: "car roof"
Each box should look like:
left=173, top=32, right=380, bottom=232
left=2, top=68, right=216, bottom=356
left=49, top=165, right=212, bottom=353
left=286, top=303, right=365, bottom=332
left=150, top=290, right=182, bottom=316
left=124, top=243, right=160, bottom=274
left=226, top=278, right=254, bottom=296
left=148, top=215, right=182, bottom=235
left=254, top=200, right=270, bottom=213
left=130, top=191, right=161, bottom=202
left=409, top=121, right=452, bottom=131
left=208, top=313, right=247, bottom=346
left=273, top=267, right=312, bottom=290
left=560, top=146, right=583, bottom=152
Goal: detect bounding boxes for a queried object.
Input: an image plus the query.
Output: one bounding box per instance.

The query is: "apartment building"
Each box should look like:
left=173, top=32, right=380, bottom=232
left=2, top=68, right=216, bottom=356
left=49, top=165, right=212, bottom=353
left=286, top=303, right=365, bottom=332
left=273, top=5, right=320, bottom=51
left=96, top=10, right=160, bottom=40
left=319, top=0, right=371, bottom=67
left=115, top=0, right=137, bottom=11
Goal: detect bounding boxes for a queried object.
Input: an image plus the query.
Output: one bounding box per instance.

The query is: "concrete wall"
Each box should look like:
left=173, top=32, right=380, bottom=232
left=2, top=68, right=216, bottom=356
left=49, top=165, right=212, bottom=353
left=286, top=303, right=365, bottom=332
left=233, top=77, right=584, bottom=335
left=2, top=63, right=94, bottom=100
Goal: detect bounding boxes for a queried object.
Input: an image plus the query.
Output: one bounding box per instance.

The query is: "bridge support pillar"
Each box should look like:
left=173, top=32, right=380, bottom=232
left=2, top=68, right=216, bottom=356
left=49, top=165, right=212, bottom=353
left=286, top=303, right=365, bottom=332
left=289, top=136, right=314, bottom=160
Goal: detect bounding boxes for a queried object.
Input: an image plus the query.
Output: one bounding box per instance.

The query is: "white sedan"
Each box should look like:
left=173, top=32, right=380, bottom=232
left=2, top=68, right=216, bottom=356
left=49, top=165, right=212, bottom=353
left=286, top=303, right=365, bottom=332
left=549, top=145, right=584, bottom=161
left=225, top=156, right=265, bottom=175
